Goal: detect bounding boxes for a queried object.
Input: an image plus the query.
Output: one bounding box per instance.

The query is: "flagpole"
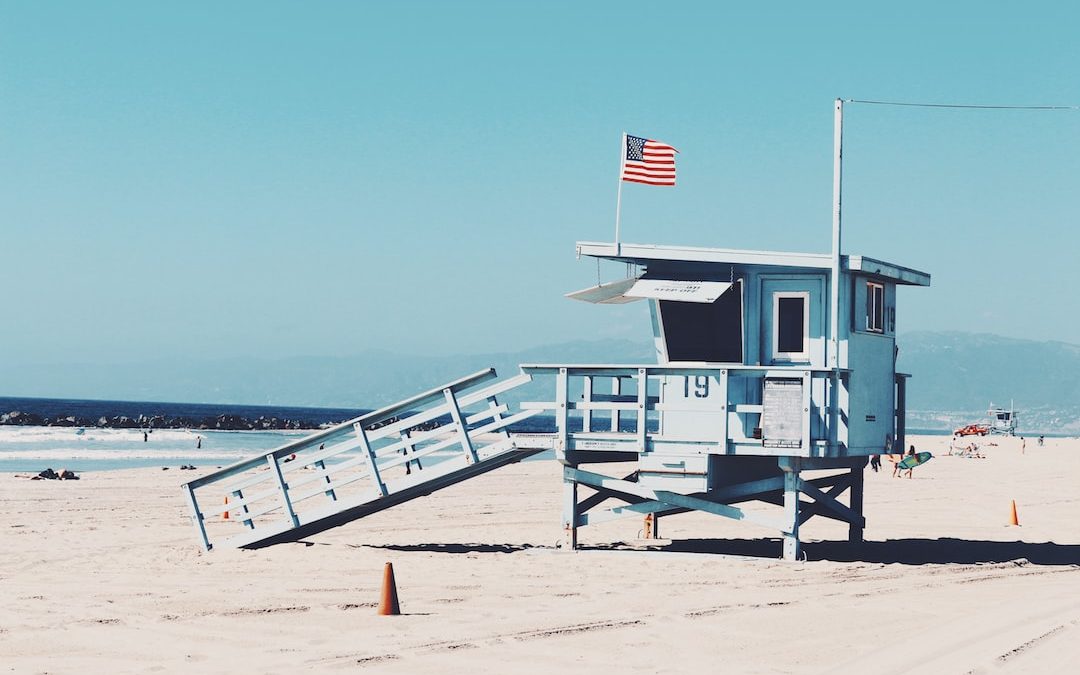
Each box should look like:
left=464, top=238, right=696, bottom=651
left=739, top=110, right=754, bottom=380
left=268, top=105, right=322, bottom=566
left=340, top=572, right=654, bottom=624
left=830, top=99, right=843, bottom=369
left=614, top=132, right=626, bottom=253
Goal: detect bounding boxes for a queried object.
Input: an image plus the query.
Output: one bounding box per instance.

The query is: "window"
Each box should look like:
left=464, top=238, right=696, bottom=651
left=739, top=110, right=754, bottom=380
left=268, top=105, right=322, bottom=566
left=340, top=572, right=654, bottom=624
left=773, top=292, right=808, bottom=360
left=866, top=281, right=884, bottom=333
left=660, top=280, right=743, bottom=362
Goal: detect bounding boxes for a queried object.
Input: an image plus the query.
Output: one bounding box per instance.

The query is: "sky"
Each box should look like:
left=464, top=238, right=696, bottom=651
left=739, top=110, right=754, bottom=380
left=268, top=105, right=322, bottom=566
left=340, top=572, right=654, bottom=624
left=2, top=1, right=1078, bottom=371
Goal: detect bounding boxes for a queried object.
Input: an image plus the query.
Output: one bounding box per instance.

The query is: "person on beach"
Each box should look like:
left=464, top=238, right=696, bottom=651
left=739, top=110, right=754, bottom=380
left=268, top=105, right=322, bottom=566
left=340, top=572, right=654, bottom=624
left=903, top=445, right=916, bottom=479
left=871, top=434, right=888, bottom=473
left=1038, top=435, right=1045, bottom=447
left=1021, top=437, right=1026, bottom=455
left=890, top=444, right=905, bottom=478
left=143, top=431, right=148, bottom=442
left=196, top=435, right=202, bottom=449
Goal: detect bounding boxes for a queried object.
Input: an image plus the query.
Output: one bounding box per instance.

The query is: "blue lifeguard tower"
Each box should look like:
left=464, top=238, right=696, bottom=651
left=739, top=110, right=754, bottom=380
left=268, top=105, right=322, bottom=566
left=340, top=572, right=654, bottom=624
left=180, top=237, right=929, bottom=561
left=542, top=240, right=930, bottom=559
left=181, top=101, right=931, bottom=559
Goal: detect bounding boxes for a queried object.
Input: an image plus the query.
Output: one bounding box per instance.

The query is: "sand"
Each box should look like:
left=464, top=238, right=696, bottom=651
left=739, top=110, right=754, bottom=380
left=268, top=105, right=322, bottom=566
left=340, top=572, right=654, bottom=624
left=2, top=434, right=1079, bottom=674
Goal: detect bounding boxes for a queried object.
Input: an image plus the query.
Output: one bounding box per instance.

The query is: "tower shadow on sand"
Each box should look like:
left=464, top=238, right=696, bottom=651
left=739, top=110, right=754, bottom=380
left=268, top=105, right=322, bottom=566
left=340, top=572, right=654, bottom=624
left=357, top=538, right=1080, bottom=565
left=651, top=537, right=1080, bottom=565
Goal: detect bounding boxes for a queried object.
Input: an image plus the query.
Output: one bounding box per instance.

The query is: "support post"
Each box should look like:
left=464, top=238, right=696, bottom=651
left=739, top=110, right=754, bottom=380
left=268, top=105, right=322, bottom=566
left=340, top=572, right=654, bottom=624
left=268, top=454, right=300, bottom=529
left=582, top=375, right=593, bottom=433
left=556, top=368, right=569, bottom=461
left=562, top=465, right=579, bottom=550
left=182, top=483, right=212, bottom=551
left=444, top=388, right=479, bottom=465
left=895, top=375, right=908, bottom=457
left=848, top=460, right=865, bottom=544
left=354, top=422, right=388, bottom=497
left=780, top=457, right=802, bottom=561
left=636, top=368, right=648, bottom=452
left=611, top=376, right=621, bottom=432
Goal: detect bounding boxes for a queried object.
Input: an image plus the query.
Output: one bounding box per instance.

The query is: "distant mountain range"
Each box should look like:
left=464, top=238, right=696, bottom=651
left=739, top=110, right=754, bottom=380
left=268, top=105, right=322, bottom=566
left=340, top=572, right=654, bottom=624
left=3, top=332, right=1077, bottom=433
left=896, top=331, right=1080, bottom=433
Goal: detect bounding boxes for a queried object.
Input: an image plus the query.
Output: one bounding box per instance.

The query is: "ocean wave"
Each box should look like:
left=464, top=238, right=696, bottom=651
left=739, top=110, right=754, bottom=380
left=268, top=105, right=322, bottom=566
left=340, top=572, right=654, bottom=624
left=0, top=427, right=307, bottom=444
left=0, top=448, right=252, bottom=460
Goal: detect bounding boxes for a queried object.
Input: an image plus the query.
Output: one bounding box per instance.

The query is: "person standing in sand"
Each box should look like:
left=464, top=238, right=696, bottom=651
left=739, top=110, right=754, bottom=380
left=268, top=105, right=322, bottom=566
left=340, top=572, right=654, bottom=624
left=1021, top=436, right=1026, bottom=454
left=904, top=445, right=916, bottom=479
left=872, top=434, right=889, bottom=473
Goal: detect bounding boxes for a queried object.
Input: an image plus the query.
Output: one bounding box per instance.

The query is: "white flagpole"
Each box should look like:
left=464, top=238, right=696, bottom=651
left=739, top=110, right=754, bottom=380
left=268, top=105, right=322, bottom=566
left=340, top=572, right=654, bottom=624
left=614, top=132, right=626, bottom=252
left=830, top=99, right=844, bottom=369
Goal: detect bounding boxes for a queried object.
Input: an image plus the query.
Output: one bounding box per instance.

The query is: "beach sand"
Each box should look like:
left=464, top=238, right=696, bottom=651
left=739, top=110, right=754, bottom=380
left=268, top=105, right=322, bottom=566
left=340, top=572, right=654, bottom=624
left=2, top=434, right=1079, bottom=673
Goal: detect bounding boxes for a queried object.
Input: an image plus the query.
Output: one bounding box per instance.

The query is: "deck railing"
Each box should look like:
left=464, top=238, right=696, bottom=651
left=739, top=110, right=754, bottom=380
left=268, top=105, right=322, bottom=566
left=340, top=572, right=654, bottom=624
left=520, top=364, right=843, bottom=457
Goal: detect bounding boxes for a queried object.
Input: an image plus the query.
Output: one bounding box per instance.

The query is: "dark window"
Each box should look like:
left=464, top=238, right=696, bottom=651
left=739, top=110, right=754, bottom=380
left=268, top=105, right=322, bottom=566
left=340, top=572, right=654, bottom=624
left=776, top=296, right=806, bottom=354
left=660, top=281, right=743, bottom=362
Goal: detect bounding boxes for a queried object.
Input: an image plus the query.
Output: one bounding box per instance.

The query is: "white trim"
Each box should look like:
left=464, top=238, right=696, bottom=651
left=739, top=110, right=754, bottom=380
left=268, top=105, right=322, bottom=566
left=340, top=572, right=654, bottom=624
left=772, top=291, right=810, bottom=362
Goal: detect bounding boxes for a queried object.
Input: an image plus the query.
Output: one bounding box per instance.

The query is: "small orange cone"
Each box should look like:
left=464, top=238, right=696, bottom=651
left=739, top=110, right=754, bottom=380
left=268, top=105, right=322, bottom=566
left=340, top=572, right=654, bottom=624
left=378, top=562, right=401, bottom=616
left=223, top=496, right=230, bottom=520
left=1009, top=499, right=1019, bottom=526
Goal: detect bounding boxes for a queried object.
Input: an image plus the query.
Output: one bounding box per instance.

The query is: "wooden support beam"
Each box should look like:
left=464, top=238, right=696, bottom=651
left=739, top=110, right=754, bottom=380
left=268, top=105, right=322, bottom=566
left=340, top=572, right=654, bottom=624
left=848, top=463, right=865, bottom=543
left=568, top=468, right=785, bottom=531
left=782, top=463, right=801, bottom=561
left=576, top=471, right=642, bottom=514
left=797, top=477, right=865, bottom=527
left=562, top=465, right=578, bottom=550
left=709, top=476, right=785, bottom=503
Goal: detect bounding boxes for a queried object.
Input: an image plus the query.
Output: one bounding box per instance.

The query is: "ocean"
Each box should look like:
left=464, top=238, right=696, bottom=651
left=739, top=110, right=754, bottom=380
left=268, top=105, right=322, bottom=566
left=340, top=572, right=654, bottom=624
left=4, top=396, right=1047, bottom=474
left=0, top=395, right=558, bottom=473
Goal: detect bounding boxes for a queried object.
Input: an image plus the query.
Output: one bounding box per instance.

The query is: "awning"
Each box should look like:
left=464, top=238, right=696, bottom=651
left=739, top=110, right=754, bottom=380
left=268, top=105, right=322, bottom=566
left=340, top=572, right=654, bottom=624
left=566, top=277, right=733, bottom=304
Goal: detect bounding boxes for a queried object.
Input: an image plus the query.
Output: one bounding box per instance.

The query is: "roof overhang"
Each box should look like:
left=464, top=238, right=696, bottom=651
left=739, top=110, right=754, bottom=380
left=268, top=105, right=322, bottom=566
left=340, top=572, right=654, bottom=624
left=845, top=255, right=931, bottom=287
left=575, top=241, right=931, bottom=287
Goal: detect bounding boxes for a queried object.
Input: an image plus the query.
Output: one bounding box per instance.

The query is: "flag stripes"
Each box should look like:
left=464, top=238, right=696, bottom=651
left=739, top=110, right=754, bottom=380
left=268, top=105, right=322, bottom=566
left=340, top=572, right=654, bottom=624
left=621, top=134, right=678, bottom=186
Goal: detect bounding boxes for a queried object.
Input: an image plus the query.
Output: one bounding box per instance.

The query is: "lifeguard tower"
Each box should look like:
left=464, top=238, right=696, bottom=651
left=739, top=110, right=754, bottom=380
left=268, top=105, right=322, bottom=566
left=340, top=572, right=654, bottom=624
left=180, top=237, right=929, bottom=561
left=540, top=240, right=930, bottom=559
left=181, top=102, right=931, bottom=559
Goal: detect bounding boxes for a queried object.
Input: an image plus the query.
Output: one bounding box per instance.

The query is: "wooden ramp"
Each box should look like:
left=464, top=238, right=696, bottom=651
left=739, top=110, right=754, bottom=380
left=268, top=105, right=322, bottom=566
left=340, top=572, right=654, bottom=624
left=181, top=369, right=549, bottom=550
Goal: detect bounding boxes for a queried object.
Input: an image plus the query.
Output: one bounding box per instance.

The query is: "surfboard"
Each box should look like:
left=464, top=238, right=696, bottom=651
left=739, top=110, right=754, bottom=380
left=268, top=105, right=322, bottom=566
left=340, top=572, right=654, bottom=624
left=897, top=451, right=932, bottom=470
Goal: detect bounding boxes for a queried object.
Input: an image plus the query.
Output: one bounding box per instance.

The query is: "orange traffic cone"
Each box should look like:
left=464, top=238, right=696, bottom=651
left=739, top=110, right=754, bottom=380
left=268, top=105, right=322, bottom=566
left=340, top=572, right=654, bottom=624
left=223, top=496, right=230, bottom=520
left=378, top=562, right=401, bottom=616
left=1009, top=499, right=1019, bottom=526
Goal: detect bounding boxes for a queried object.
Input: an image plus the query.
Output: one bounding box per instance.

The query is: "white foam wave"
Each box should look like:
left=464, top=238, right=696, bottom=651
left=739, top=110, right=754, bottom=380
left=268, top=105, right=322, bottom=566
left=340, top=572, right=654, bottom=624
left=0, top=427, right=200, bottom=443
left=0, top=448, right=252, bottom=460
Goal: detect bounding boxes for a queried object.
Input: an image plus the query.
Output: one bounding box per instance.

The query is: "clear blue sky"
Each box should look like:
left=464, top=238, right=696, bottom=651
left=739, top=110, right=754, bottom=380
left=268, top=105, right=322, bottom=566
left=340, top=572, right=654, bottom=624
left=2, top=1, right=1078, bottom=367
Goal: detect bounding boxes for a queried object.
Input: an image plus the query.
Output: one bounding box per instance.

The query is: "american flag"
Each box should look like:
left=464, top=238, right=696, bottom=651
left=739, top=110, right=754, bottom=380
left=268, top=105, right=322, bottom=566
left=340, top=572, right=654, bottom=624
left=621, top=134, right=678, bottom=186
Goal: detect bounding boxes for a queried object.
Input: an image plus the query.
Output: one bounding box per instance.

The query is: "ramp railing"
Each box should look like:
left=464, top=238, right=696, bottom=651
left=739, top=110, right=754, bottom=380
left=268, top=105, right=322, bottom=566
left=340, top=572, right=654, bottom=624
left=182, top=368, right=540, bottom=550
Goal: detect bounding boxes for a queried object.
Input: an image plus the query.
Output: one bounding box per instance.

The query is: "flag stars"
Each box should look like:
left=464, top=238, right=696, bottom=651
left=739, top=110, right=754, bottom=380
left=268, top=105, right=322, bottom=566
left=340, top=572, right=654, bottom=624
left=626, top=135, right=646, bottom=161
